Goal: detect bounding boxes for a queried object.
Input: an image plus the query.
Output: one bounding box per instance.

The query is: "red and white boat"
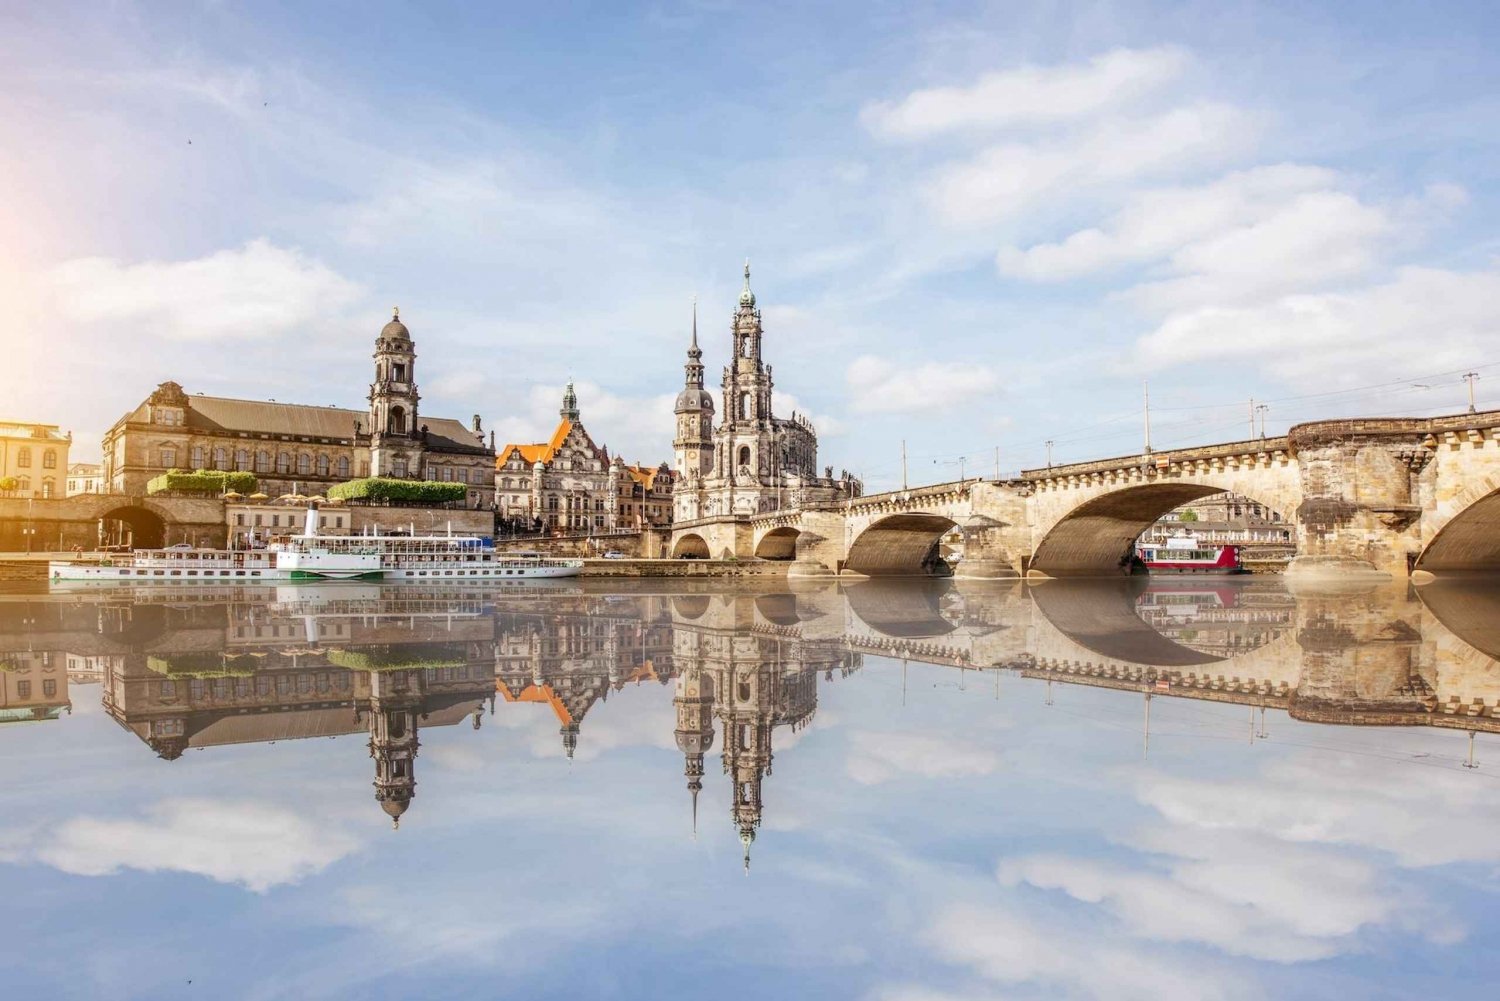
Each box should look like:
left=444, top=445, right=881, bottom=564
left=1135, top=535, right=1243, bottom=574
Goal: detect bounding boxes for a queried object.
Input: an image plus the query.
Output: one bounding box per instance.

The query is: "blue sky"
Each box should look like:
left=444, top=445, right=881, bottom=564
left=6, top=1, right=1500, bottom=487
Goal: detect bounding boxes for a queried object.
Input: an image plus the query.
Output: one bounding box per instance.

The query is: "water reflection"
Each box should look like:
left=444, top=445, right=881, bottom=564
left=2, top=579, right=1500, bottom=1001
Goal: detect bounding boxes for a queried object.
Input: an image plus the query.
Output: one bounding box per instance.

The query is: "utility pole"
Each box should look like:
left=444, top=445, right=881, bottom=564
left=1256, top=403, right=1269, bottom=439
left=1465, top=730, right=1479, bottom=769
left=1143, top=380, right=1152, bottom=455
left=994, top=446, right=1001, bottom=481
left=1464, top=372, right=1479, bottom=414
left=901, top=440, right=908, bottom=491
left=1045, top=440, right=1055, bottom=468
left=1249, top=397, right=1256, bottom=439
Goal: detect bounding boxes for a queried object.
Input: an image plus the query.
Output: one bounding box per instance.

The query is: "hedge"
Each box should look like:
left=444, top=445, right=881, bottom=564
left=327, top=477, right=466, bottom=504
left=146, top=469, right=258, bottom=495
left=326, top=643, right=468, bottom=671
left=146, top=652, right=262, bottom=678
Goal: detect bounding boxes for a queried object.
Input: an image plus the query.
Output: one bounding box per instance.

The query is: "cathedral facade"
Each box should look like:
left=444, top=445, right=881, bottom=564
left=673, top=264, right=860, bottom=523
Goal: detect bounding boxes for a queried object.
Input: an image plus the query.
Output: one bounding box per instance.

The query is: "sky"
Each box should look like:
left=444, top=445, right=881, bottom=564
left=5, top=1, right=1500, bottom=487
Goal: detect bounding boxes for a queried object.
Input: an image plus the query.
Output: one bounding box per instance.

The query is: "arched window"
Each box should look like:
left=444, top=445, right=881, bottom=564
left=455, top=467, right=468, bottom=484
left=277, top=452, right=291, bottom=474
left=297, top=454, right=312, bottom=475
left=316, top=455, right=330, bottom=477
left=41, top=479, right=54, bottom=498
left=256, top=451, right=271, bottom=473
left=16, top=447, right=30, bottom=468
left=42, top=450, right=56, bottom=469
left=235, top=448, right=249, bottom=471
left=213, top=447, right=229, bottom=471
left=191, top=445, right=206, bottom=469
left=739, top=393, right=751, bottom=420
left=160, top=446, right=177, bottom=468
left=738, top=446, right=751, bottom=467
left=336, top=456, right=349, bottom=478
left=389, top=406, right=406, bottom=435
left=17, top=476, right=30, bottom=493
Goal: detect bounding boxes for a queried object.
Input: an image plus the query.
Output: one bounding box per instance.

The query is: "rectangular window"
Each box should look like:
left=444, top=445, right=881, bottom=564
left=16, top=680, right=31, bottom=698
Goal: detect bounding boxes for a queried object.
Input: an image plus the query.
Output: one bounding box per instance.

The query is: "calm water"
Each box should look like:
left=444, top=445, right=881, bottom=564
left=3, top=576, right=1499, bottom=1000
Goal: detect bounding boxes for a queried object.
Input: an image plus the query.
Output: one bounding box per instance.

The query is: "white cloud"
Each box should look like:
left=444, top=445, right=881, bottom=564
left=924, top=902, right=1243, bottom=1001
left=927, top=103, right=1257, bottom=227
left=847, top=730, right=1000, bottom=785
left=1135, top=264, right=1500, bottom=387
left=490, top=380, right=677, bottom=467
left=47, top=239, right=365, bottom=342
left=28, top=798, right=360, bottom=892
left=997, top=164, right=1344, bottom=281
left=997, top=836, right=1392, bottom=962
left=863, top=47, right=1190, bottom=141
left=847, top=355, right=999, bottom=415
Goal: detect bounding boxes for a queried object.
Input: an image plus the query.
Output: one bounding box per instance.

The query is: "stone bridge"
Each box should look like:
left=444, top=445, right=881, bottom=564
left=0, top=493, right=227, bottom=550
left=668, top=410, right=1500, bottom=579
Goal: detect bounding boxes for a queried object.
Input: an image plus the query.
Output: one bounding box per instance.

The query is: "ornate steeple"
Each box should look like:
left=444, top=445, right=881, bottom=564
left=684, top=296, right=704, bottom=388
left=738, top=259, right=756, bottom=308
left=560, top=381, right=580, bottom=423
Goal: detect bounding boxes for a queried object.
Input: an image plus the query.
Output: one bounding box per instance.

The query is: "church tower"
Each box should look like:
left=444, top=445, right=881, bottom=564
left=674, top=298, right=715, bottom=492
left=366, top=669, right=422, bottom=829
left=368, top=308, right=424, bottom=478
left=673, top=666, right=717, bottom=837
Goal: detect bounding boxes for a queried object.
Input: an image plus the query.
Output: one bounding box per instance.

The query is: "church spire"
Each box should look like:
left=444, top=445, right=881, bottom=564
left=738, top=259, right=756, bottom=308
left=560, top=381, right=580, bottom=422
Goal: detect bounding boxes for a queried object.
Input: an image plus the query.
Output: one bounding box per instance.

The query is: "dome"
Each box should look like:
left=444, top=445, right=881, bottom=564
left=675, top=729, right=715, bottom=753
left=738, top=260, right=756, bottom=307
left=380, top=307, right=410, bottom=342
left=380, top=797, right=410, bottom=819
left=675, top=387, right=715, bottom=412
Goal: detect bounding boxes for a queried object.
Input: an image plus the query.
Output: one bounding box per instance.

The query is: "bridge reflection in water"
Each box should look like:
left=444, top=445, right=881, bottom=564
left=2, top=577, right=1498, bottom=855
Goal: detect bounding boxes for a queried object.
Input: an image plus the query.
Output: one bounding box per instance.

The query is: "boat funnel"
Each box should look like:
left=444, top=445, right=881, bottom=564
left=304, top=500, right=321, bottom=538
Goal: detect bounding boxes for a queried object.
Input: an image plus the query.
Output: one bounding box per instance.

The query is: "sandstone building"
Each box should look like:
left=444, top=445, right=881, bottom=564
left=99, top=310, right=496, bottom=507
left=672, top=265, right=860, bottom=522
left=495, top=384, right=675, bottom=534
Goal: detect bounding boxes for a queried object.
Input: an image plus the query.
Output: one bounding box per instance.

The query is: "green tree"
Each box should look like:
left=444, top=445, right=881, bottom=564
left=1178, top=509, right=1198, bottom=522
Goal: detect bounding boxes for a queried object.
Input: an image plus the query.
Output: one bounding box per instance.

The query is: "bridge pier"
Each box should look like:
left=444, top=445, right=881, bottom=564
left=952, top=515, right=1020, bottom=579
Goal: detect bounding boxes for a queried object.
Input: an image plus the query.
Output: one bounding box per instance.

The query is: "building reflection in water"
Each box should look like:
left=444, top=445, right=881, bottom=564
left=4, top=575, right=1500, bottom=856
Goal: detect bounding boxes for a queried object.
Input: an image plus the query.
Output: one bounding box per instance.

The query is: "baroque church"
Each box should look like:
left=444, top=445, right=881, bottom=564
left=100, top=309, right=496, bottom=506
left=673, top=263, right=861, bottom=522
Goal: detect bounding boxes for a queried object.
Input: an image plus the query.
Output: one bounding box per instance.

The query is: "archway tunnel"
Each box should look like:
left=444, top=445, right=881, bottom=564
left=754, top=527, right=800, bottom=561
left=1030, top=484, right=1293, bottom=577
left=672, top=533, right=711, bottom=559
left=844, top=514, right=957, bottom=577
left=101, top=506, right=167, bottom=549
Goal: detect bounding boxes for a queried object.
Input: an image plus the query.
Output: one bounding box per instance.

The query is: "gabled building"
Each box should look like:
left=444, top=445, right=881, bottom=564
left=496, top=384, right=673, bottom=534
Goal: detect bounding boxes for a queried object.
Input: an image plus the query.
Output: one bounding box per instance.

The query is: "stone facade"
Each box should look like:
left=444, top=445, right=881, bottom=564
left=65, top=462, right=102, bottom=497
left=672, top=266, right=860, bottom=523
left=0, top=422, right=71, bottom=499
left=495, top=384, right=674, bottom=534
left=99, top=310, right=496, bottom=508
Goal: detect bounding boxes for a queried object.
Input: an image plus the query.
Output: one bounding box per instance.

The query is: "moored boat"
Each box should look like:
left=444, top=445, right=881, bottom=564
left=1135, top=535, right=1243, bottom=575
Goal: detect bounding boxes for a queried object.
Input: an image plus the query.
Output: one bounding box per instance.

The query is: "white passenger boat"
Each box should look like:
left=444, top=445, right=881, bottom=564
left=50, top=503, right=584, bottom=584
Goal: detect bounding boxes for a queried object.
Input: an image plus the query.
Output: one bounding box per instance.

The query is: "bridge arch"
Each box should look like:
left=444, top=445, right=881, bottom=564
left=672, top=533, right=711, bottom=559
left=844, top=513, right=957, bottom=577
left=1029, top=483, right=1293, bottom=576
left=754, top=527, right=800, bottom=561
left=1415, top=477, right=1500, bottom=572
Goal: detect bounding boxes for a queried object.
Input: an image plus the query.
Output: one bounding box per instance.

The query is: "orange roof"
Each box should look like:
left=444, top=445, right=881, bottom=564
left=496, top=419, right=574, bottom=471
left=496, top=679, right=572, bottom=725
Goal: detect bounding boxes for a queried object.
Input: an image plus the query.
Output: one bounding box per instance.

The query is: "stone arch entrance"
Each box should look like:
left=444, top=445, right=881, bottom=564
left=844, top=513, right=957, bottom=576
left=672, top=533, right=711, bottom=559
left=754, top=527, right=800, bottom=561
left=100, top=505, right=167, bottom=549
